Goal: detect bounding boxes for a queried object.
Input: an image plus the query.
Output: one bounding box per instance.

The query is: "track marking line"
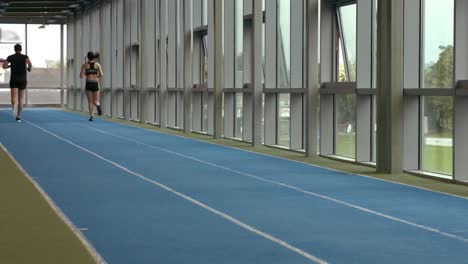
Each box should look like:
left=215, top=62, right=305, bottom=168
left=81, top=124, right=468, bottom=245
left=24, top=119, right=328, bottom=264
left=77, top=109, right=468, bottom=202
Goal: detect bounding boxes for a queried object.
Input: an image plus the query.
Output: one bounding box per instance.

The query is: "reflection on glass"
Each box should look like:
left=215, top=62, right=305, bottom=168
left=235, top=0, right=243, bottom=88
left=63, top=25, right=67, bottom=70
left=202, top=35, right=208, bottom=84
left=27, top=24, right=61, bottom=88
left=277, top=0, right=290, bottom=88
left=372, top=0, right=377, bottom=89
left=202, top=92, right=209, bottom=132
left=372, top=96, right=377, bottom=162
left=235, top=92, right=243, bottom=138
left=423, top=0, right=454, bottom=88
left=27, top=89, right=61, bottom=104
left=338, top=40, right=346, bottom=82
left=278, top=93, right=290, bottom=147
left=339, top=4, right=356, bottom=82
left=0, top=24, right=25, bottom=86
left=422, top=96, right=453, bottom=175
left=262, top=22, right=265, bottom=84
left=202, top=0, right=208, bottom=25
left=335, top=94, right=356, bottom=158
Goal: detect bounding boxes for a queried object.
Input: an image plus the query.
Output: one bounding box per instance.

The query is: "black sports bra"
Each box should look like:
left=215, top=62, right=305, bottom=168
left=85, top=62, right=98, bottom=76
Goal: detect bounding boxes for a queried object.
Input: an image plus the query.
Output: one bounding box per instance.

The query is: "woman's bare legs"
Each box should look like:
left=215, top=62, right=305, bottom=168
left=86, top=90, right=94, bottom=120
left=93, top=91, right=102, bottom=115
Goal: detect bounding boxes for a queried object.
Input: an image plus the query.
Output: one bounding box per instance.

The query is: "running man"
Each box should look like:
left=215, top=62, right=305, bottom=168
left=2, top=44, right=32, bottom=122
left=80, top=51, right=103, bottom=121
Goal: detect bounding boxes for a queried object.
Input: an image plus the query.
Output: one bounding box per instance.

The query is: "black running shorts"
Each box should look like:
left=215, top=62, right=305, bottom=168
left=85, top=82, right=100, bottom=92
left=10, top=79, right=27, bottom=90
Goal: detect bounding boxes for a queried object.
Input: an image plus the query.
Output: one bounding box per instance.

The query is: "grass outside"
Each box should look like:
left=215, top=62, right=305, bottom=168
left=423, top=145, right=452, bottom=175
left=336, top=133, right=453, bottom=175
left=336, top=133, right=356, bottom=159
left=0, top=145, right=97, bottom=264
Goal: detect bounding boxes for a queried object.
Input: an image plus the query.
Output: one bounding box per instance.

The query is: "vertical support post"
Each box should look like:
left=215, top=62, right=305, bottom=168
left=355, top=0, right=373, bottom=162
left=140, top=0, right=148, bottom=124
left=319, top=3, right=336, bottom=156
left=25, top=24, right=29, bottom=106
left=183, top=0, right=193, bottom=133
left=123, top=0, right=131, bottom=120
left=403, top=0, right=421, bottom=171
left=60, top=24, right=65, bottom=108
left=251, top=0, right=262, bottom=146
left=376, top=0, right=404, bottom=173
left=454, top=0, right=468, bottom=181
left=305, top=0, right=319, bottom=157
left=74, top=14, right=80, bottom=111
left=160, top=0, right=168, bottom=127
left=213, top=0, right=223, bottom=138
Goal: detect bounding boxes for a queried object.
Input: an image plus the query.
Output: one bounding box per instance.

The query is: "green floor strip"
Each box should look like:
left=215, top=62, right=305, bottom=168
left=0, top=145, right=97, bottom=264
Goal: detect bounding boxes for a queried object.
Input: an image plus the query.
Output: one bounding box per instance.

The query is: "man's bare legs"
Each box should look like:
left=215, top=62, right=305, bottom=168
left=17, top=89, right=25, bottom=119
left=10, top=88, right=25, bottom=122
left=10, top=88, right=17, bottom=116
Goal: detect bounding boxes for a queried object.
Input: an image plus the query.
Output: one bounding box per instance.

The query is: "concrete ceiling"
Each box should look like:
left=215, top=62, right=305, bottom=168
left=0, top=0, right=97, bottom=24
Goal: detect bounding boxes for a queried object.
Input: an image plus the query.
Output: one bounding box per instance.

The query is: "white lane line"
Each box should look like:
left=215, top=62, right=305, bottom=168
left=25, top=120, right=327, bottom=264
left=82, top=124, right=468, bottom=244
left=89, top=109, right=468, bottom=202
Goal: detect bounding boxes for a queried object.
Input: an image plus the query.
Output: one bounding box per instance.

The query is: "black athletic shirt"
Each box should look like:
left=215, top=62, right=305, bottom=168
left=7, top=53, right=29, bottom=81
left=85, top=62, right=99, bottom=76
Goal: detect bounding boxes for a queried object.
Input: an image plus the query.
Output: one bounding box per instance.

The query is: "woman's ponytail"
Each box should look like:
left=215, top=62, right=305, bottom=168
left=87, top=51, right=100, bottom=60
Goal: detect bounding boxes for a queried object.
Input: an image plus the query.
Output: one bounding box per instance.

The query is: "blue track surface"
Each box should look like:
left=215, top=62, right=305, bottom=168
left=1, top=109, right=468, bottom=264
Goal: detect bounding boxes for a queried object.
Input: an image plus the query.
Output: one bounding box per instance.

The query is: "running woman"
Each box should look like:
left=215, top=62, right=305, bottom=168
left=80, top=51, right=103, bottom=121
left=2, top=44, right=32, bottom=122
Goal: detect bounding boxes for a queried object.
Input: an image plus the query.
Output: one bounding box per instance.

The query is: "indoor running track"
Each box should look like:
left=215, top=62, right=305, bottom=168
left=1, top=109, right=468, bottom=264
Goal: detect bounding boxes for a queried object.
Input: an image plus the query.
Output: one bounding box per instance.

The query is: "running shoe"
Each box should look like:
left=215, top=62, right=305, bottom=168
left=16, top=117, right=21, bottom=123
left=89, top=116, right=94, bottom=122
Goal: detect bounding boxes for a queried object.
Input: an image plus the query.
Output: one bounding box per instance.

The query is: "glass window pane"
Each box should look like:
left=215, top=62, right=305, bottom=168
left=202, top=0, right=208, bottom=25
left=0, top=24, right=25, bottom=87
left=335, top=94, right=356, bottom=158
left=27, top=24, right=61, bottom=88
left=372, top=96, right=377, bottom=162
left=339, top=4, right=357, bottom=82
left=278, top=93, right=290, bottom=147
left=235, top=92, right=243, bottom=138
left=235, top=0, right=243, bottom=88
left=202, top=92, right=209, bottom=132
left=202, top=35, right=208, bottom=84
left=338, top=40, right=346, bottom=82
left=63, top=25, right=67, bottom=74
left=422, top=0, right=454, bottom=88
left=277, top=0, right=290, bottom=88
left=422, top=96, right=453, bottom=175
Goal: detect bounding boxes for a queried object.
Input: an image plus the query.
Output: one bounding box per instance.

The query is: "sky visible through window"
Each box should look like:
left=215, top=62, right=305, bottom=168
left=28, top=25, right=61, bottom=68
left=0, top=24, right=61, bottom=68
left=424, top=0, right=453, bottom=65
left=337, top=1, right=453, bottom=71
